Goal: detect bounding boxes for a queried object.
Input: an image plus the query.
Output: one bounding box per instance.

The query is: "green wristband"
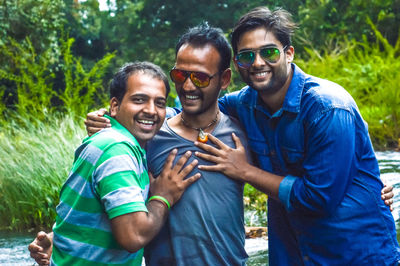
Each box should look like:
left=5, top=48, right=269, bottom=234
left=148, top=195, right=171, bottom=209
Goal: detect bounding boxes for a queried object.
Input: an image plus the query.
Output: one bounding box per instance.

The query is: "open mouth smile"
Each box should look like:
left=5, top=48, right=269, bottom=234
left=137, top=119, right=155, bottom=125
left=185, top=95, right=200, bottom=100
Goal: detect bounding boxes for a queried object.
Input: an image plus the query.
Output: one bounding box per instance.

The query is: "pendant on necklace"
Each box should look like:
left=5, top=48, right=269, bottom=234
left=197, top=129, right=208, bottom=143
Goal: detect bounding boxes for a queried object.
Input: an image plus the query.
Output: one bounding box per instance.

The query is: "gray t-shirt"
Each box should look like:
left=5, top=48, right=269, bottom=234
left=144, top=112, right=249, bottom=266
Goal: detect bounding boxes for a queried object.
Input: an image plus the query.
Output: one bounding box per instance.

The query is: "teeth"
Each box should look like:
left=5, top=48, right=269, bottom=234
left=186, top=95, right=199, bottom=100
left=138, top=120, right=154, bottom=125
left=254, top=72, right=268, bottom=77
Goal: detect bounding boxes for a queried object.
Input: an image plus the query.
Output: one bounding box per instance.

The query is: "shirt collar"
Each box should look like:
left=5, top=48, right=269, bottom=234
left=282, top=63, right=306, bottom=114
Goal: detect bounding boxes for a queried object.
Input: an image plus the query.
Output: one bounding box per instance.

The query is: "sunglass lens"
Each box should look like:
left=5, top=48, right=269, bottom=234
left=170, top=69, right=187, bottom=83
left=236, top=51, right=254, bottom=68
left=260, top=48, right=280, bottom=63
left=191, top=72, right=210, bottom=88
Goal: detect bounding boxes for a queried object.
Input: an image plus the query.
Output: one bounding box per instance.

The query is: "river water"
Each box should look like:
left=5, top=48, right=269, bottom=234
left=1, top=151, right=399, bottom=265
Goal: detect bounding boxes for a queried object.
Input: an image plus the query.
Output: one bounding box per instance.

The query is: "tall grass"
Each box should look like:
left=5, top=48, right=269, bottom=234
left=296, top=22, right=400, bottom=149
left=0, top=112, right=85, bottom=231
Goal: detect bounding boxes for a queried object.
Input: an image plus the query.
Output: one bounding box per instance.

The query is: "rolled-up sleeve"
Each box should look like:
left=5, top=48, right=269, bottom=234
left=278, top=108, right=356, bottom=216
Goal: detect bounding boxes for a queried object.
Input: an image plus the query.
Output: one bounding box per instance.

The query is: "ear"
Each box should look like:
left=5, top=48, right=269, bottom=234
left=109, top=97, right=119, bottom=117
left=285, top=46, right=295, bottom=64
left=220, top=68, right=232, bottom=92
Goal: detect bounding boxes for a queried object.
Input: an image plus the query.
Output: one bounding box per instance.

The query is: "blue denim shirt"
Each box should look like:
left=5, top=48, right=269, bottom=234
left=218, top=64, right=400, bottom=265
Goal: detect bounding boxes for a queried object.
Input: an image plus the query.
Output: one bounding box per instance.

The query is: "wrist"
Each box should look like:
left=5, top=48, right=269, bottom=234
left=148, top=195, right=171, bottom=209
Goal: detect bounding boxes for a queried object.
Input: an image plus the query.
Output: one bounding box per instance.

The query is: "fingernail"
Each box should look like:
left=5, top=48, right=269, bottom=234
left=194, top=141, right=198, bottom=145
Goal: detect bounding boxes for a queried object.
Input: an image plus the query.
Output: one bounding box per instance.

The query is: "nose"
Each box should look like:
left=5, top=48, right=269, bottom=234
left=143, top=100, right=157, bottom=115
left=182, top=75, right=197, bottom=92
left=252, top=51, right=266, bottom=68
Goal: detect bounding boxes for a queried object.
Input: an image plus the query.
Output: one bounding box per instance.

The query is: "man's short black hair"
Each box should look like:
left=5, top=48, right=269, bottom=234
left=110, top=61, right=170, bottom=102
left=175, top=22, right=231, bottom=72
left=231, top=7, right=297, bottom=54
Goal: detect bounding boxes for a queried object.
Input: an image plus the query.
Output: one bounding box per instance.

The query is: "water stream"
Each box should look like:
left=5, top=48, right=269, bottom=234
left=1, top=151, right=399, bottom=265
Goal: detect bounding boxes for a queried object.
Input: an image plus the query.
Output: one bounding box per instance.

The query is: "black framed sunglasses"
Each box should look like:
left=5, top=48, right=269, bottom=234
left=234, top=46, right=287, bottom=69
left=170, top=68, right=218, bottom=88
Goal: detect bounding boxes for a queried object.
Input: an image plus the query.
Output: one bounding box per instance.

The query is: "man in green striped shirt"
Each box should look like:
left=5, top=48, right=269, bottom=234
left=30, top=62, right=200, bottom=265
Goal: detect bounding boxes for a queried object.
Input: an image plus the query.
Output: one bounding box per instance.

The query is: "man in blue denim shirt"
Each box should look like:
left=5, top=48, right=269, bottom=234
left=196, top=6, right=400, bottom=265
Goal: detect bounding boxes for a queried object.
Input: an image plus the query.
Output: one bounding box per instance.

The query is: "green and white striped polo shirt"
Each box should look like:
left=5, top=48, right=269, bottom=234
left=51, top=115, right=149, bottom=266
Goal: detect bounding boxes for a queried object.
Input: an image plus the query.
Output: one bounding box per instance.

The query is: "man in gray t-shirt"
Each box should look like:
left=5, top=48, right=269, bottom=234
left=145, top=113, right=249, bottom=265
left=143, top=23, right=251, bottom=266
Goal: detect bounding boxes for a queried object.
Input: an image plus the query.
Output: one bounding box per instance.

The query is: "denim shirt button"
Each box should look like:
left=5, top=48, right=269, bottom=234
left=270, top=150, right=276, bottom=156
left=303, top=255, right=310, bottom=261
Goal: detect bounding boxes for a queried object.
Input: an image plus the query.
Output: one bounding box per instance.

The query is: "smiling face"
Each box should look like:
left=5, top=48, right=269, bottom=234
left=235, top=27, right=293, bottom=97
left=174, top=43, right=230, bottom=116
left=110, top=73, right=167, bottom=147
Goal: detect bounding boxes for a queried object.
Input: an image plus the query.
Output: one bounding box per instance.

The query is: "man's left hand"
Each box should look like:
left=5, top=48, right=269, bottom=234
left=194, top=133, right=249, bottom=181
left=382, top=184, right=395, bottom=212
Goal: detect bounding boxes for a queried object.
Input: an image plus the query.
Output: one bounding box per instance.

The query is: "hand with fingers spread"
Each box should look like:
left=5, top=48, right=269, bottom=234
left=382, top=184, right=395, bottom=212
left=150, top=149, right=201, bottom=207
left=194, top=132, right=250, bottom=181
left=28, top=231, right=53, bottom=265
left=84, top=108, right=111, bottom=136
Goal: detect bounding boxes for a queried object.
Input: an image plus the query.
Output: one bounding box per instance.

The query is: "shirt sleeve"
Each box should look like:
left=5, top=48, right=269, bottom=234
left=278, top=108, right=356, bottom=216
left=218, top=92, right=239, bottom=119
left=94, top=143, right=149, bottom=219
left=166, top=107, right=181, bottom=118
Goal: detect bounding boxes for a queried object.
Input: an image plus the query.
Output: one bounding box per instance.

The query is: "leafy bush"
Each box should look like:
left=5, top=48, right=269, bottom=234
left=0, top=35, right=114, bottom=119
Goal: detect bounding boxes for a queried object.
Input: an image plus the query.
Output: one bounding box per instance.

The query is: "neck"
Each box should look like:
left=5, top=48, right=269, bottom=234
left=180, top=104, right=220, bottom=130
left=166, top=104, right=220, bottom=142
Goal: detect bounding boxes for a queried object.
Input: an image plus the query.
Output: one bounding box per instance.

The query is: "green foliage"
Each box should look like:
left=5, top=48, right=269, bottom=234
left=244, top=184, right=268, bottom=226
left=0, top=37, right=56, bottom=119
left=0, top=0, right=65, bottom=52
left=0, top=112, right=85, bottom=231
left=294, top=0, right=400, bottom=55
left=296, top=22, right=400, bottom=149
left=0, top=35, right=115, bottom=118
left=59, top=37, right=115, bottom=115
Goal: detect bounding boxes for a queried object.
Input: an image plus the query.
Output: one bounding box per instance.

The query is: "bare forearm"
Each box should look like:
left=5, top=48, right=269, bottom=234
left=239, top=162, right=284, bottom=200
left=138, top=200, right=169, bottom=244
left=111, top=201, right=169, bottom=253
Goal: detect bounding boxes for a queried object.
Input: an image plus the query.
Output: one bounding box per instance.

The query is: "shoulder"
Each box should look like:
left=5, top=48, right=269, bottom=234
left=221, top=86, right=254, bottom=105
left=89, top=128, right=144, bottom=166
left=215, top=113, right=248, bottom=144
left=301, top=76, right=358, bottom=120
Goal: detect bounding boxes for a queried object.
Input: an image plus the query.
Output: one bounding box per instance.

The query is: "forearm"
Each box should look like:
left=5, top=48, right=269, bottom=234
left=136, top=200, right=169, bottom=246
left=239, top=162, right=284, bottom=200
left=111, top=200, right=169, bottom=253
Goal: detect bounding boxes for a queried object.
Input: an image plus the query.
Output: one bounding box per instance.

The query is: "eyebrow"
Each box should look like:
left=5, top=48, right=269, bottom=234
left=130, top=93, right=166, bottom=100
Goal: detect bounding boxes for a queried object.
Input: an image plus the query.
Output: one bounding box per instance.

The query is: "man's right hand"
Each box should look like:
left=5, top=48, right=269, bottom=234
left=150, top=149, right=201, bottom=207
left=28, top=231, right=53, bottom=265
left=84, top=108, right=111, bottom=136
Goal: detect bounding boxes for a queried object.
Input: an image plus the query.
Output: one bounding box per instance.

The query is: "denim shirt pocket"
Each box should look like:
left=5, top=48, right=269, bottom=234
left=247, top=138, right=273, bottom=172
left=280, top=145, right=305, bottom=175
